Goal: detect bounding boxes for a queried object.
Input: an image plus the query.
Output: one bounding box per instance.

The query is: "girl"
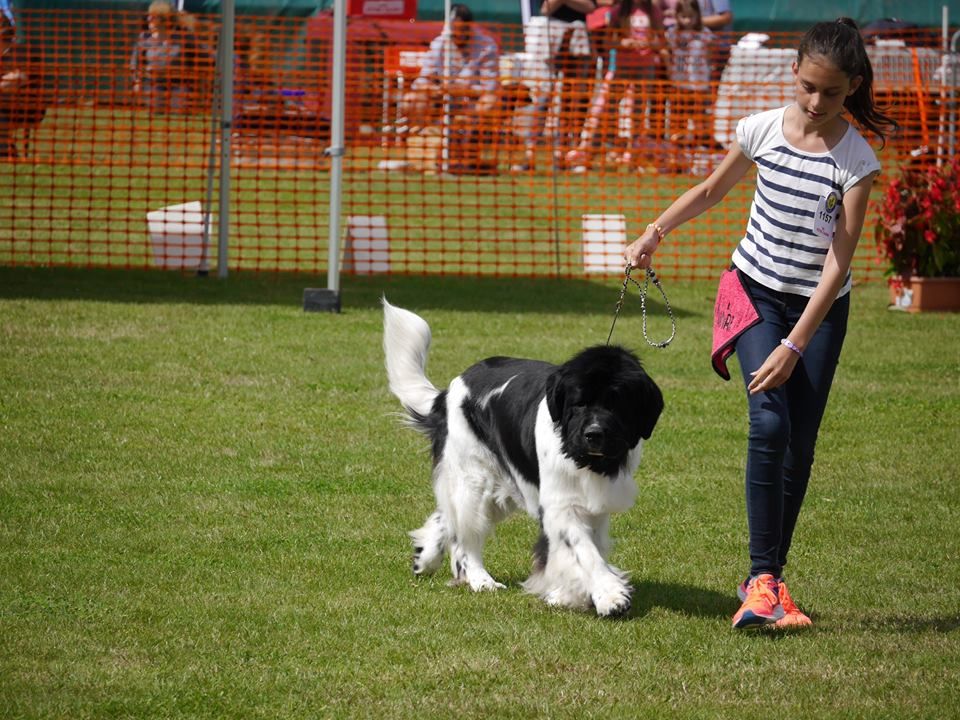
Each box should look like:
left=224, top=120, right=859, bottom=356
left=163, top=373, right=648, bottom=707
left=566, top=0, right=665, bottom=169
left=130, top=0, right=196, bottom=113
left=624, top=18, right=896, bottom=629
left=665, top=0, right=713, bottom=149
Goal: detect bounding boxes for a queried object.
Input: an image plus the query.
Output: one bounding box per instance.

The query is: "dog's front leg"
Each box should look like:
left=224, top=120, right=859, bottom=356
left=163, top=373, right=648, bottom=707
left=540, top=507, right=632, bottom=617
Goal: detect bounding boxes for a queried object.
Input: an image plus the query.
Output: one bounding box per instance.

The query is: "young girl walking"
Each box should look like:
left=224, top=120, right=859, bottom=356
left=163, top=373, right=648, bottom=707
left=624, top=18, right=896, bottom=629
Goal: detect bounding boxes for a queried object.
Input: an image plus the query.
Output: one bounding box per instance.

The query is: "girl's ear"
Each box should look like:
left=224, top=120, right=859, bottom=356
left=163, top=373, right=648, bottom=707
left=847, top=74, right=864, bottom=96
left=791, top=60, right=799, bottom=77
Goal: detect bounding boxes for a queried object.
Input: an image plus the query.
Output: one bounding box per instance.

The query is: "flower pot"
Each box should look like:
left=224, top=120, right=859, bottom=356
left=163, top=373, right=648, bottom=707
left=888, top=276, right=960, bottom=313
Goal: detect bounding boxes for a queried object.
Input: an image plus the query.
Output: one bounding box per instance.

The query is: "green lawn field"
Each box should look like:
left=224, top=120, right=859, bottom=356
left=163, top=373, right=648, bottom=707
left=1, top=266, right=958, bottom=718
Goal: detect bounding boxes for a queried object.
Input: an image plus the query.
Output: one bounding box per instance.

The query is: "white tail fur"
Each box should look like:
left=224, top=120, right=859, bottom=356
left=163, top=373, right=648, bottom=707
left=382, top=297, right=440, bottom=418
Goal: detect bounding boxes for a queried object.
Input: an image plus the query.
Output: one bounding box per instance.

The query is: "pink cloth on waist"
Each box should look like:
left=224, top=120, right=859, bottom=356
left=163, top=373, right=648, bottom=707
left=712, top=268, right=761, bottom=380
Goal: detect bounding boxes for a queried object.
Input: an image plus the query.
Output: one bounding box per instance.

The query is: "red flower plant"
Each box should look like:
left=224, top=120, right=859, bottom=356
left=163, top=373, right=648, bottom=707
left=875, top=154, right=960, bottom=278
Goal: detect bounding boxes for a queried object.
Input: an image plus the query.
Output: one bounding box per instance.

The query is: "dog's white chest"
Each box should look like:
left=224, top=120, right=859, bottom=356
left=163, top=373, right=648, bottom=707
left=534, top=401, right=640, bottom=515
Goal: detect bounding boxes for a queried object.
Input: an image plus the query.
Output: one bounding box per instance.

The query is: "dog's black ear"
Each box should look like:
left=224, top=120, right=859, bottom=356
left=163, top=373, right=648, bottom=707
left=636, top=376, right=664, bottom=440
left=545, top=368, right=565, bottom=423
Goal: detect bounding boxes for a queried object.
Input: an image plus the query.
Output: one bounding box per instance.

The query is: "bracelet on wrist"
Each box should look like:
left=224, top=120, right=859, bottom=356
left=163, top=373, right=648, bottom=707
left=647, top=222, right=665, bottom=243
left=780, top=338, right=803, bottom=358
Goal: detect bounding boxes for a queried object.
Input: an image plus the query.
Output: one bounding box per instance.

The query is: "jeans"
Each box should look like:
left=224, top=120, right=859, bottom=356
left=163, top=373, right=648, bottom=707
left=734, top=271, right=849, bottom=578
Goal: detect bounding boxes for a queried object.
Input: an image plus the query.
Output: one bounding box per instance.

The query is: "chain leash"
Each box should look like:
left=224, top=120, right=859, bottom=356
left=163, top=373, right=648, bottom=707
left=606, top=264, right=676, bottom=349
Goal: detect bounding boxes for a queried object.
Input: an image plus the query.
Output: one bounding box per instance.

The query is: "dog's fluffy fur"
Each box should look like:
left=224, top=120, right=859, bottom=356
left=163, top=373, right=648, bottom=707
left=383, top=299, right=663, bottom=616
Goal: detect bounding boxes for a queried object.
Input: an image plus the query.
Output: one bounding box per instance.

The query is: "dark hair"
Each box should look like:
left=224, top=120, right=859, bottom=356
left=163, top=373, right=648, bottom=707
left=797, top=17, right=898, bottom=145
left=616, top=0, right=657, bottom=31
left=449, top=3, right=473, bottom=22
left=675, top=0, right=703, bottom=30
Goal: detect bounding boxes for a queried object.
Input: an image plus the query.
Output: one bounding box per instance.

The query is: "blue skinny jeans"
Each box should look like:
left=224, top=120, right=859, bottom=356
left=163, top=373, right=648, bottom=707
left=734, top=271, right=849, bottom=579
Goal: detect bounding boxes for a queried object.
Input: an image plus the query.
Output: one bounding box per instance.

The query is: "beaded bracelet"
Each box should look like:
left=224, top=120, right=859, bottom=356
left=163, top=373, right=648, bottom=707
left=780, top=338, right=803, bottom=358
left=647, top=222, right=665, bottom=243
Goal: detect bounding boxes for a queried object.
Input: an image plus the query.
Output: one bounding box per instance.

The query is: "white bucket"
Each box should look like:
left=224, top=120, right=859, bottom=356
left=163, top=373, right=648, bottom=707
left=147, top=201, right=208, bottom=270
left=582, top=213, right=627, bottom=273
left=343, top=215, right=389, bottom=274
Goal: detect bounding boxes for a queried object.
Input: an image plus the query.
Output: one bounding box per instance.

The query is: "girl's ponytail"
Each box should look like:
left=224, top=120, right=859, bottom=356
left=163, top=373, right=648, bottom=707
left=798, top=17, right=899, bottom=146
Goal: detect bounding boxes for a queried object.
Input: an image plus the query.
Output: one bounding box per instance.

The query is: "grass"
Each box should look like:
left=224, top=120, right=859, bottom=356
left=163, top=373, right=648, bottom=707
left=1, top=265, right=959, bottom=719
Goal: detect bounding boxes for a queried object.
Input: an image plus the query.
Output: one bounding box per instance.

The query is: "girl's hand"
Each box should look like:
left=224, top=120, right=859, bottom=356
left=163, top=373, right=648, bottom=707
left=748, top=344, right=800, bottom=395
left=624, top=225, right=660, bottom=269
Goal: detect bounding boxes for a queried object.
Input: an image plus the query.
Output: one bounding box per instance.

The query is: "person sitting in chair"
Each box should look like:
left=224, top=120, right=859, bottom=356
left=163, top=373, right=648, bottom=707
left=401, top=4, right=500, bottom=170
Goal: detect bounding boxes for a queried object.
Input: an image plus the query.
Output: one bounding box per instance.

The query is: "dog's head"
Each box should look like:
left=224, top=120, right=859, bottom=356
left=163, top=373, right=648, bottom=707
left=545, top=345, right=663, bottom=476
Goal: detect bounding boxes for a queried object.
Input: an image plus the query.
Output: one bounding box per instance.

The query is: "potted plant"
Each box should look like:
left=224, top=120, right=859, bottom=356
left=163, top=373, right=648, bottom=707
left=874, top=153, right=960, bottom=312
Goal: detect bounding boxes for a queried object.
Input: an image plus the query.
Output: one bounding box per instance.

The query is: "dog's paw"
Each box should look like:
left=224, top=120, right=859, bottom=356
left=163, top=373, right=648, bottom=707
left=468, top=571, right=506, bottom=592
left=412, top=544, right=443, bottom=576
left=542, top=588, right=566, bottom=607
left=592, top=581, right=632, bottom=617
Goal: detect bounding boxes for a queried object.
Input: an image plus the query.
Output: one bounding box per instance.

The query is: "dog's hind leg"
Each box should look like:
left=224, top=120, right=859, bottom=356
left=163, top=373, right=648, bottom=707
left=447, top=531, right=506, bottom=592
left=442, top=473, right=508, bottom=592
left=410, top=509, right=448, bottom=576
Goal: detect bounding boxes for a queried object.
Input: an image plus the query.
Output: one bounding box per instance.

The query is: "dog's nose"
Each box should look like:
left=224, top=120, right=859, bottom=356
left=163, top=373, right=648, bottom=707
left=584, top=423, right=604, bottom=445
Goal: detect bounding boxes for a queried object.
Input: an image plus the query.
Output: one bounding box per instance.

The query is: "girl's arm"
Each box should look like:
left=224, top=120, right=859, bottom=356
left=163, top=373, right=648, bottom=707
left=747, top=172, right=877, bottom=395
left=701, top=9, right=732, bottom=31
left=624, top=140, right=753, bottom=268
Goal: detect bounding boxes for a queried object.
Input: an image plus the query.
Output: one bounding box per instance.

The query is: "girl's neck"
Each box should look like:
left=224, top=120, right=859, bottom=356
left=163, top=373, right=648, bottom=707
left=783, top=103, right=848, bottom=152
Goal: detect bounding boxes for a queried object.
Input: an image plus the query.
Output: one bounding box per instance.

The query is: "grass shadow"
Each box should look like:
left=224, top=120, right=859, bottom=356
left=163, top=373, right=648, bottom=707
left=628, top=579, right=732, bottom=621
left=0, top=265, right=702, bottom=318
left=404, top=570, right=732, bottom=622
left=848, top=613, right=960, bottom=634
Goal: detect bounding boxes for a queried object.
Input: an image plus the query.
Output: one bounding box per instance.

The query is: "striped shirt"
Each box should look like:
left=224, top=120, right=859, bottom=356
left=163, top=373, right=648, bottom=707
left=732, top=106, right=881, bottom=297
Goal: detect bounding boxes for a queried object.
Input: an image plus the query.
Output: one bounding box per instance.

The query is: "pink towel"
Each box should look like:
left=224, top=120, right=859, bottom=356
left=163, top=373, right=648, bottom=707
left=712, top=269, right=761, bottom=380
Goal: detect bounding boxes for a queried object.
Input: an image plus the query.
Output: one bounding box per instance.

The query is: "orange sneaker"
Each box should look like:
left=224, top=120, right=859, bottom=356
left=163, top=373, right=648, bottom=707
left=773, top=579, right=812, bottom=629
left=732, top=573, right=784, bottom=629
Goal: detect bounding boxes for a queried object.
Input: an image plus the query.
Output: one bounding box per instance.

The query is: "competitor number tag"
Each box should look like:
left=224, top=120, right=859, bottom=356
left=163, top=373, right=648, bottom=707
left=814, top=191, right=841, bottom=238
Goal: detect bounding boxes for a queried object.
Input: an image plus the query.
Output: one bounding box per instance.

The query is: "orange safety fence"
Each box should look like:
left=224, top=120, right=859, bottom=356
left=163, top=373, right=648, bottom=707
left=0, top=9, right=955, bottom=280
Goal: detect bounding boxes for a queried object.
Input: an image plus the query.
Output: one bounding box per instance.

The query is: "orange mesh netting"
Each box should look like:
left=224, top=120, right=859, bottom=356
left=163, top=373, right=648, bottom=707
left=0, top=9, right=953, bottom=280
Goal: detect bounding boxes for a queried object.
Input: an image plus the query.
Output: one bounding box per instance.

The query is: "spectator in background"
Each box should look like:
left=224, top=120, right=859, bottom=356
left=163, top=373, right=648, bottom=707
left=565, top=0, right=666, bottom=171
left=400, top=3, right=500, bottom=133
left=665, top=0, right=713, bottom=150
left=699, top=0, right=732, bottom=32
left=235, top=31, right=279, bottom=105
left=698, top=0, right=733, bottom=85
left=0, top=12, right=46, bottom=159
left=176, top=10, right=216, bottom=108
left=130, top=0, right=199, bottom=113
left=512, top=0, right=596, bottom=173
left=658, top=0, right=679, bottom=28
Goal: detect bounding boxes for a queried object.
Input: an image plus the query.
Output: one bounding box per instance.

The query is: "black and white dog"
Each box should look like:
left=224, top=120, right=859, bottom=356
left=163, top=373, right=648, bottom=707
left=383, top=299, right=663, bottom=616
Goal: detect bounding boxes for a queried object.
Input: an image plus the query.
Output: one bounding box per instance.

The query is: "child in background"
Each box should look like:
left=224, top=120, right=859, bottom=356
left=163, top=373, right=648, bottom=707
left=566, top=0, right=665, bottom=170
left=0, top=12, right=46, bottom=160
left=624, top=18, right=897, bottom=629
left=130, top=0, right=198, bottom=113
left=658, top=0, right=679, bottom=29
left=665, top=0, right=713, bottom=149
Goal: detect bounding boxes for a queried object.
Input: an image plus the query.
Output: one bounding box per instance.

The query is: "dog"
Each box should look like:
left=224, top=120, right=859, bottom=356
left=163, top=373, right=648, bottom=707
left=383, top=299, right=663, bottom=616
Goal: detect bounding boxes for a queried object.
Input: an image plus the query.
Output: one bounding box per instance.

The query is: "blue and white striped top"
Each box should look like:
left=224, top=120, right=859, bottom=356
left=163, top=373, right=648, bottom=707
left=733, top=106, right=881, bottom=298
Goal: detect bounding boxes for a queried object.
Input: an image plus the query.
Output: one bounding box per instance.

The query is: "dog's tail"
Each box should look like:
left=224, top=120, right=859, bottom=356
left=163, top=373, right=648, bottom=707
left=382, top=297, right=440, bottom=420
